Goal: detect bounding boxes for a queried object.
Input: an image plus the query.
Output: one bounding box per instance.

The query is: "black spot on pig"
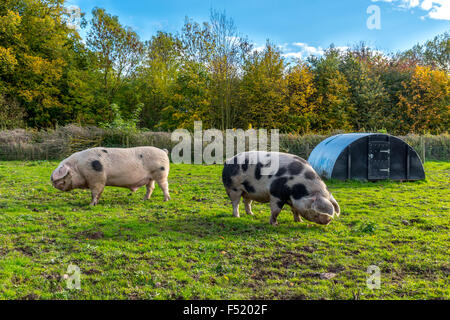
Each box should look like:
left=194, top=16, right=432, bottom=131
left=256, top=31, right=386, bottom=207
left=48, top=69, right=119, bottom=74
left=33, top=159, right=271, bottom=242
left=222, top=163, right=240, bottom=188
left=304, top=170, right=317, bottom=180
left=242, top=158, right=249, bottom=172
left=102, top=149, right=108, bottom=153
left=270, top=177, right=291, bottom=206
left=288, top=161, right=303, bottom=175
left=255, top=162, right=263, bottom=180
left=276, top=201, right=284, bottom=209
left=291, top=183, right=308, bottom=200
left=91, top=160, right=103, bottom=172
left=275, top=167, right=287, bottom=177
left=242, top=180, right=255, bottom=193
left=139, top=154, right=143, bottom=158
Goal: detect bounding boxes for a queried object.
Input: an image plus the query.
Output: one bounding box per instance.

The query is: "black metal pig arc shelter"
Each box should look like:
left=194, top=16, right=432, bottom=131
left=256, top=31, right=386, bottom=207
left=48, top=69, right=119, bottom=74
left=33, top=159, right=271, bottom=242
left=308, top=133, right=425, bottom=181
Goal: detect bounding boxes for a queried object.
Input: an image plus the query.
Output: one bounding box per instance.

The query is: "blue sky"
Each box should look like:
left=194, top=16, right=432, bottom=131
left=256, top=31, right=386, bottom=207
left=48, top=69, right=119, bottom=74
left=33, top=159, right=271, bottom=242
left=66, top=0, right=449, bottom=58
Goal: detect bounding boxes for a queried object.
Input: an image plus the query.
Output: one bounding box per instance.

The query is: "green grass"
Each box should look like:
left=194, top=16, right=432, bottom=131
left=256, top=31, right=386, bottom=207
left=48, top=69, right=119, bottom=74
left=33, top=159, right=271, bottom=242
left=0, top=161, right=448, bottom=300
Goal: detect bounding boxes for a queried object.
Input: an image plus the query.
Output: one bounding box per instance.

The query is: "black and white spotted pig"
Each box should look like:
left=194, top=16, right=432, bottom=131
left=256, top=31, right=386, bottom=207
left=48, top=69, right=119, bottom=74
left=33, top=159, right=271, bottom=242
left=51, top=147, right=170, bottom=205
left=222, top=151, right=340, bottom=225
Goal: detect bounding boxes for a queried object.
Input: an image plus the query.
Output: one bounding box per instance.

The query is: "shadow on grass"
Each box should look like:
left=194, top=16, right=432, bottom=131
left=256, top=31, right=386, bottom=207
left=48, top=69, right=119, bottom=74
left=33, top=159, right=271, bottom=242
left=63, top=207, right=327, bottom=243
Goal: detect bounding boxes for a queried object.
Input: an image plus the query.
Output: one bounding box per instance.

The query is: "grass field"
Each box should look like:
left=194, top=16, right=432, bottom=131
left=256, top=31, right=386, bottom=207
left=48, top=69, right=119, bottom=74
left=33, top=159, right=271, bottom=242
left=0, top=161, right=448, bottom=300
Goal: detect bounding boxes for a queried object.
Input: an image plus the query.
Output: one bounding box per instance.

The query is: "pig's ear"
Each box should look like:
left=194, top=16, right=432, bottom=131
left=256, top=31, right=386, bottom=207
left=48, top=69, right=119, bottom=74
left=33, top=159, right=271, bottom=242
left=330, top=194, right=340, bottom=216
left=52, top=165, right=70, bottom=181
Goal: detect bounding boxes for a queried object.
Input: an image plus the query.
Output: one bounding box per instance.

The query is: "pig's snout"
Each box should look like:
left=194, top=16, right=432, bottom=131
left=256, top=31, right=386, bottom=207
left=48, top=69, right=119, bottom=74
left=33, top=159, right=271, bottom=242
left=317, top=213, right=333, bottom=225
left=51, top=178, right=71, bottom=191
left=299, top=209, right=334, bottom=225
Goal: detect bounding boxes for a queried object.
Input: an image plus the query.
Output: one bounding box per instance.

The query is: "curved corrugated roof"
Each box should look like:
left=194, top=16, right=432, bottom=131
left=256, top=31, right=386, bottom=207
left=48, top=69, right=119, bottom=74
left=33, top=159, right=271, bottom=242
left=308, top=133, right=373, bottom=179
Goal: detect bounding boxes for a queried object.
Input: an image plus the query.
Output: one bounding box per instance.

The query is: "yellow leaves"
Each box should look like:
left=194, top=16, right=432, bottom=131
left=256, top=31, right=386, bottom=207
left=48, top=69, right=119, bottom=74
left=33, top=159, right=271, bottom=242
left=23, top=53, right=46, bottom=75
left=0, top=10, right=22, bottom=36
left=398, top=65, right=450, bottom=133
left=18, top=89, right=37, bottom=102
left=0, top=46, right=18, bottom=72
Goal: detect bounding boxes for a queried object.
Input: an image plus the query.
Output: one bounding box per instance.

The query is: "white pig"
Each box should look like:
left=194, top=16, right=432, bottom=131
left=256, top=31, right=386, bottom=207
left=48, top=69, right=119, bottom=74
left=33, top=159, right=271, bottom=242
left=51, top=146, right=170, bottom=205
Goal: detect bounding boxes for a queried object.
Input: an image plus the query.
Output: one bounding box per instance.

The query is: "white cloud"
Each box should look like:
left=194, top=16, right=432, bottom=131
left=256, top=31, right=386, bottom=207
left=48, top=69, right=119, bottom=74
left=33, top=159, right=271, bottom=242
left=253, top=42, right=383, bottom=61
left=281, top=42, right=325, bottom=60
left=251, top=45, right=266, bottom=53
left=421, top=0, right=450, bottom=20
left=292, top=42, right=325, bottom=56
left=372, top=0, right=450, bottom=20
left=281, top=43, right=356, bottom=60
left=283, top=52, right=304, bottom=59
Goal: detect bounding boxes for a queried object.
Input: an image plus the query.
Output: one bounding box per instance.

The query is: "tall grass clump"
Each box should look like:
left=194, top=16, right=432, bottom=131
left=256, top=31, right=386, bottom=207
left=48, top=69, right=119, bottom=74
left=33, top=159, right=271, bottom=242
left=0, top=125, right=448, bottom=161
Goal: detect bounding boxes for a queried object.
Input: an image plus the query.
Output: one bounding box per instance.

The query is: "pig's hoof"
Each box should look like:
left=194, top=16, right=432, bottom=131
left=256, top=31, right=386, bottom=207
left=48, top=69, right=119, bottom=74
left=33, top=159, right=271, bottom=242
left=270, top=219, right=278, bottom=226
left=246, top=211, right=254, bottom=216
left=164, top=196, right=171, bottom=201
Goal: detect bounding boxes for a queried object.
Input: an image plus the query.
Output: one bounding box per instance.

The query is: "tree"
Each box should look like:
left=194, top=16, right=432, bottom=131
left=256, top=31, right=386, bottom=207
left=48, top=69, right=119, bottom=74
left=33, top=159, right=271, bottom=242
left=87, top=7, right=144, bottom=105
left=285, top=63, right=316, bottom=133
left=0, top=0, right=88, bottom=127
left=308, top=47, right=352, bottom=132
left=340, top=47, right=388, bottom=131
left=136, top=31, right=182, bottom=129
left=397, top=65, right=449, bottom=134
left=208, top=10, right=252, bottom=129
left=401, top=31, right=450, bottom=72
left=158, top=60, right=211, bottom=130
left=241, top=42, right=288, bottom=129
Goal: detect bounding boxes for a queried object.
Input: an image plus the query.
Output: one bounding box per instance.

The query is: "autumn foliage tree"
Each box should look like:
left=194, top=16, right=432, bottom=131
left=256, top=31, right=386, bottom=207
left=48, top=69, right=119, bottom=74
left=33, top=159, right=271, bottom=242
left=87, top=7, right=144, bottom=108
left=0, top=0, right=448, bottom=135
left=241, top=42, right=288, bottom=130
left=0, top=0, right=85, bottom=127
left=397, top=66, right=449, bottom=134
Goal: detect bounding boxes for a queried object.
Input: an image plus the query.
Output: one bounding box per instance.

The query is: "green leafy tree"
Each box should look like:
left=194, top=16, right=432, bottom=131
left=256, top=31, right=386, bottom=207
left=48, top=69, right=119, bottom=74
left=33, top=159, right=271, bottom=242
left=401, top=31, right=449, bottom=72
left=285, top=62, right=317, bottom=133
left=0, top=0, right=88, bottom=127
left=208, top=10, right=252, bottom=129
left=339, top=47, right=388, bottom=131
left=241, top=42, right=288, bottom=129
left=87, top=7, right=144, bottom=106
left=136, top=31, right=182, bottom=129
left=308, top=47, right=352, bottom=132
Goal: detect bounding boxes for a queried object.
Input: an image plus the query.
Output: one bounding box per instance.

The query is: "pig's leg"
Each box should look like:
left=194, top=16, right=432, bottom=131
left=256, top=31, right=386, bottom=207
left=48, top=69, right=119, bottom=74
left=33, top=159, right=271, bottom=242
left=89, top=184, right=105, bottom=206
left=269, top=197, right=282, bottom=226
left=144, top=180, right=155, bottom=200
left=156, top=179, right=170, bottom=201
left=292, top=208, right=303, bottom=222
left=227, top=188, right=242, bottom=217
left=243, top=197, right=254, bottom=215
